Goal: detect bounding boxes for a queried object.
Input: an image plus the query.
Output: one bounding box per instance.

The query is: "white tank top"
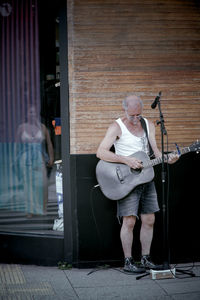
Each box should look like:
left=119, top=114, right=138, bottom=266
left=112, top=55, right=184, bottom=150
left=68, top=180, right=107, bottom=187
left=114, top=118, right=150, bottom=156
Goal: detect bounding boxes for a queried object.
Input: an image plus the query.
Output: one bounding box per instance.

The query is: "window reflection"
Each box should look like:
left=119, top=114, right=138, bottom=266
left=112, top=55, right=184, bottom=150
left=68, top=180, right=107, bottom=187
left=0, top=0, right=62, bottom=235
left=14, top=105, right=54, bottom=217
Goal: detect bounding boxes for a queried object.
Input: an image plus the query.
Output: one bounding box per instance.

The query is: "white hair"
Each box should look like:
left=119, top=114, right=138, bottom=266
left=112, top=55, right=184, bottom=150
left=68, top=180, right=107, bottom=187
left=122, top=95, right=143, bottom=110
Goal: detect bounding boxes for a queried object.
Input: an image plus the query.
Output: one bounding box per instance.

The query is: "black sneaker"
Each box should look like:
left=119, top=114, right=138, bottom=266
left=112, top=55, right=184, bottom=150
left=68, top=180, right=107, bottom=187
left=141, top=255, right=158, bottom=270
left=124, top=257, right=145, bottom=274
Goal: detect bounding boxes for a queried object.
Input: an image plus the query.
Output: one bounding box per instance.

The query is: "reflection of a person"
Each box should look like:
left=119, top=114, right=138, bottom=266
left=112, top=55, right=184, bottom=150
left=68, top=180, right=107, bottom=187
left=16, top=105, right=54, bottom=216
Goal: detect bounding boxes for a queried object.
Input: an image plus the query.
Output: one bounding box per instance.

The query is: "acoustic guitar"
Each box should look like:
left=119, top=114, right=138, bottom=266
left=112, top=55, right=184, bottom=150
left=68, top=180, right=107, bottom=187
left=96, top=141, right=200, bottom=200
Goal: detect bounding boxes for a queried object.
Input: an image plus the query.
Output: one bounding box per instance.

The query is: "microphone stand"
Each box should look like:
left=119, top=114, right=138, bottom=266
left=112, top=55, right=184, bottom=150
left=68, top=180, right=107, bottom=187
left=137, top=96, right=171, bottom=280
left=155, top=98, right=195, bottom=277
left=136, top=97, right=169, bottom=281
left=156, top=99, right=170, bottom=270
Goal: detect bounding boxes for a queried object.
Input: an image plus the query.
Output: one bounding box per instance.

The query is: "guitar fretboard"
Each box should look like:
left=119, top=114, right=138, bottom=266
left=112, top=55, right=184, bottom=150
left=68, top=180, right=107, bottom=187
left=143, top=146, right=191, bottom=169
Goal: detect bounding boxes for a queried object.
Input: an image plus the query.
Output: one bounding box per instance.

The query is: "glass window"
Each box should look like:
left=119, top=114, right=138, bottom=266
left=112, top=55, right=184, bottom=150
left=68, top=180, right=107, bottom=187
left=0, top=0, right=63, bottom=235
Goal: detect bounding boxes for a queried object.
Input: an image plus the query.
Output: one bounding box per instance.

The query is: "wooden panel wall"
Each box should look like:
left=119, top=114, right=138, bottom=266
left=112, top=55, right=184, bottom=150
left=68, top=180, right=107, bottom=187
left=68, top=0, right=200, bottom=154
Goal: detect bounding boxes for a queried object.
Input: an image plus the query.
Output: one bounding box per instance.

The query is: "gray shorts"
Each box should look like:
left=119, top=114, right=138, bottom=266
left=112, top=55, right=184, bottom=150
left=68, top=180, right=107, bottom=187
left=117, top=181, right=159, bottom=218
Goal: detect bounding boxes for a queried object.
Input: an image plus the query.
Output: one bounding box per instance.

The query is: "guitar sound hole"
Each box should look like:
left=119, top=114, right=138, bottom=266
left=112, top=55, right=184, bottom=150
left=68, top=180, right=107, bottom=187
left=130, top=168, right=142, bottom=175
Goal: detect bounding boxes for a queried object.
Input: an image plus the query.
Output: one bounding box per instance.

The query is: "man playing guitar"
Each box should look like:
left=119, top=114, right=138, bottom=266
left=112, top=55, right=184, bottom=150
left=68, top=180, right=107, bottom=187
left=97, top=94, right=179, bottom=273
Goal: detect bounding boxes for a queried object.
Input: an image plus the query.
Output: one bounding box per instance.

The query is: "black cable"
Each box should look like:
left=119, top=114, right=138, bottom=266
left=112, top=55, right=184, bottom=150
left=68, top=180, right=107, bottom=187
left=87, top=265, right=149, bottom=276
left=89, top=185, right=104, bottom=260
left=171, top=261, right=198, bottom=279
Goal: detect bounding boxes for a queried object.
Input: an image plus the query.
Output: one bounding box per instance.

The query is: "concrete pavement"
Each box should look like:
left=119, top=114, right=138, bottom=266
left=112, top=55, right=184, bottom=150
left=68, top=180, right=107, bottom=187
left=0, top=262, right=200, bottom=299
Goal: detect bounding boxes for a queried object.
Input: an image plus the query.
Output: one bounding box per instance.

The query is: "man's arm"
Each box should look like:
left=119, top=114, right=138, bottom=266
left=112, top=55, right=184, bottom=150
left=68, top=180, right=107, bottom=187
left=97, top=122, right=143, bottom=169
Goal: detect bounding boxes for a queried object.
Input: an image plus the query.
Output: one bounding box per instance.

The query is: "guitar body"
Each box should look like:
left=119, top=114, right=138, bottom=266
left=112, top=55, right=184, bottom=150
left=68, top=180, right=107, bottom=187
left=96, top=151, right=155, bottom=200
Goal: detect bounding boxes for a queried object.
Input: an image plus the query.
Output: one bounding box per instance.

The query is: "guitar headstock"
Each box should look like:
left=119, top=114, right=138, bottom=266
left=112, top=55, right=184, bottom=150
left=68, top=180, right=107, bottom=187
left=189, top=140, right=200, bottom=153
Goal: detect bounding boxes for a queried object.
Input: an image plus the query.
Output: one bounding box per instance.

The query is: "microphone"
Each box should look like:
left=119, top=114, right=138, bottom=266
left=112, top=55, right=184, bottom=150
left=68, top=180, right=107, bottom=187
left=151, top=91, right=162, bottom=109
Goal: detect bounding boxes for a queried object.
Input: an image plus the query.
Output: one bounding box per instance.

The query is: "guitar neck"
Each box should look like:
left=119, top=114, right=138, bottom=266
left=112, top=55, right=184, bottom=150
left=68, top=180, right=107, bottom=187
left=145, top=146, right=191, bottom=168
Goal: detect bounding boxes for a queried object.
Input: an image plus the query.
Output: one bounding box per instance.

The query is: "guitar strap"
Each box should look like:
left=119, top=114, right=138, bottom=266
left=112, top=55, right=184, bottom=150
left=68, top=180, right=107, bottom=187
left=140, top=117, right=154, bottom=158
